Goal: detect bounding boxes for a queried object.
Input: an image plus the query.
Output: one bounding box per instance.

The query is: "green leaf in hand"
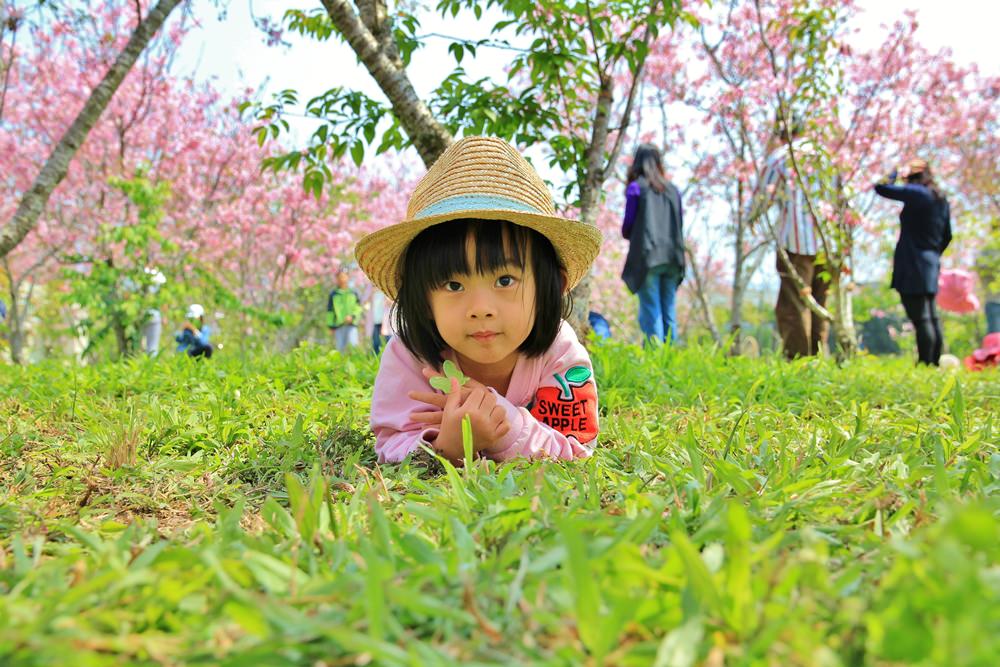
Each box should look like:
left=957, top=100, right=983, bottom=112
left=429, top=359, right=469, bottom=393
left=461, top=413, right=474, bottom=466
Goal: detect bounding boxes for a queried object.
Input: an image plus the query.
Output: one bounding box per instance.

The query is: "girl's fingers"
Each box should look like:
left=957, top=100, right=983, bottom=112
left=409, top=411, right=443, bottom=424
left=463, top=387, right=487, bottom=411
left=464, top=376, right=487, bottom=390
left=490, top=406, right=506, bottom=425
left=408, top=390, right=448, bottom=408
left=445, top=377, right=462, bottom=411
left=488, top=404, right=508, bottom=425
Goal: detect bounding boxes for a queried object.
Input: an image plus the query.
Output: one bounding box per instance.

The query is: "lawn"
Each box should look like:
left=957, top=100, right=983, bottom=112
left=1, top=343, right=998, bottom=666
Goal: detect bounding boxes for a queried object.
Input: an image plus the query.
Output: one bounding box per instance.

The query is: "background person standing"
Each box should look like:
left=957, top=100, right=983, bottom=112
left=368, top=288, right=387, bottom=354
left=874, top=158, right=952, bottom=365
left=327, top=269, right=362, bottom=352
left=754, top=123, right=829, bottom=359
left=620, top=144, right=685, bottom=345
left=975, top=221, right=1000, bottom=334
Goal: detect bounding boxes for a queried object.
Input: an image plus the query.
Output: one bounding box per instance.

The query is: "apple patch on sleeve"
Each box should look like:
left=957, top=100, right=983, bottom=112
left=527, top=365, right=599, bottom=443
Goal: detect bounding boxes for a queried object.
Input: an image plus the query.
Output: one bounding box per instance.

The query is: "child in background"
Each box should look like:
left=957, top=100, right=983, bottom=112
left=368, top=287, right=387, bottom=354
left=355, top=136, right=602, bottom=464
left=175, top=303, right=213, bottom=359
left=327, top=269, right=363, bottom=352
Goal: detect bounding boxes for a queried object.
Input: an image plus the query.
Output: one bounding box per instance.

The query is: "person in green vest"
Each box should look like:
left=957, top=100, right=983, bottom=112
left=327, top=269, right=363, bottom=352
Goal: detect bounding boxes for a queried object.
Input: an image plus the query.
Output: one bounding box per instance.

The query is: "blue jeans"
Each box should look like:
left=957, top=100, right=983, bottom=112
left=372, top=323, right=385, bottom=354
left=333, top=325, right=359, bottom=352
left=637, top=265, right=682, bottom=344
left=986, top=301, right=1000, bottom=334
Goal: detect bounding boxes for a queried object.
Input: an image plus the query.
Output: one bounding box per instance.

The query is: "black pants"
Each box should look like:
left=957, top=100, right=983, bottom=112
left=900, top=294, right=942, bottom=365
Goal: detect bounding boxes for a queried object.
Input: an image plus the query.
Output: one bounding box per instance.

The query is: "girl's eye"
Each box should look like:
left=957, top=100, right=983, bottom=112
left=443, top=281, right=463, bottom=292
left=496, top=275, right=517, bottom=288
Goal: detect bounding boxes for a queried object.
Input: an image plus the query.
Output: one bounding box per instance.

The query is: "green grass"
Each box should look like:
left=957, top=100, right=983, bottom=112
left=1, top=342, right=998, bottom=666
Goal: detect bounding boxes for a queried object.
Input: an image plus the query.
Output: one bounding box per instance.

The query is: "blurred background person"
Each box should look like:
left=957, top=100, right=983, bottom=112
left=620, top=143, right=685, bottom=345
left=327, top=268, right=362, bottom=352
left=874, top=158, right=952, bottom=365
left=175, top=303, right=213, bottom=359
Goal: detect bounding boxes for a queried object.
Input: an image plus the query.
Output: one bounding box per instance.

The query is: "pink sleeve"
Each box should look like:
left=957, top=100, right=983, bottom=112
left=370, top=337, right=440, bottom=463
left=483, top=327, right=599, bottom=462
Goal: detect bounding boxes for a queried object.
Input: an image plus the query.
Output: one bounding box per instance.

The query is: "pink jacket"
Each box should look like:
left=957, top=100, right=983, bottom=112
left=371, top=322, right=599, bottom=463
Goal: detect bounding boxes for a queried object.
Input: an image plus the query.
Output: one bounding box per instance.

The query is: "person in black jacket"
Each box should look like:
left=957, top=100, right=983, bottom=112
left=874, top=158, right=952, bottom=365
left=621, top=144, right=685, bottom=344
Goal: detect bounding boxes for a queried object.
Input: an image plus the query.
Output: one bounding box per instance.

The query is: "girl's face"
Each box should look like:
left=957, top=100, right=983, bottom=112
left=428, top=237, right=537, bottom=381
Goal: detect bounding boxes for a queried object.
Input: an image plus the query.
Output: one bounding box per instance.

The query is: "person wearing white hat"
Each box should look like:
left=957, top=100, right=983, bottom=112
left=355, top=136, right=602, bottom=465
left=175, top=303, right=213, bottom=358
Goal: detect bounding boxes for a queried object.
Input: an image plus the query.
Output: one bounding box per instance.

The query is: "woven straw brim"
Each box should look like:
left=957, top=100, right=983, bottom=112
left=355, top=210, right=602, bottom=300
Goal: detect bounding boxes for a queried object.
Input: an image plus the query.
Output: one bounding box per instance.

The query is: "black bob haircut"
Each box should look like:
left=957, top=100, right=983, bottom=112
left=393, top=218, right=570, bottom=367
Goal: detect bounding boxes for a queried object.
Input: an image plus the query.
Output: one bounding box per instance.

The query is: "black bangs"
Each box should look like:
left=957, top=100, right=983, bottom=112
left=415, top=219, right=530, bottom=289
left=393, top=218, right=569, bottom=367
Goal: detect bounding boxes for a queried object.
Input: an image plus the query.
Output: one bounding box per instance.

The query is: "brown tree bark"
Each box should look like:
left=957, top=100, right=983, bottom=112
left=570, top=15, right=654, bottom=335
left=0, top=0, right=184, bottom=259
left=320, top=0, right=452, bottom=167
left=322, top=0, right=658, bottom=336
left=685, top=246, right=722, bottom=345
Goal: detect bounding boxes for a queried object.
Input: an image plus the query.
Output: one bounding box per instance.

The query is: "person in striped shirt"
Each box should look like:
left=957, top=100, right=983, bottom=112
left=755, top=124, right=829, bottom=359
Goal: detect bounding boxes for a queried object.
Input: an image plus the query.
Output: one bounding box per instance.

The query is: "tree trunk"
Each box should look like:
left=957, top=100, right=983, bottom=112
left=728, top=217, right=749, bottom=351
left=568, top=72, right=621, bottom=337
left=686, top=246, right=722, bottom=345
left=321, top=0, right=452, bottom=167
left=112, top=315, right=130, bottom=359
left=728, top=273, right=746, bottom=351
left=5, top=295, right=24, bottom=365
left=829, top=270, right=858, bottom=361
left=2, top=259, right=24, bottom=363
left=0, top=0, right=183, bottom=259
left=570, top=140, right=606, bottom=335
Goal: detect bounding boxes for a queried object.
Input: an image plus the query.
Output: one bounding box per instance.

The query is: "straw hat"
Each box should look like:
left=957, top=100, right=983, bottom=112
left=355, top=136, right=602, bottom=300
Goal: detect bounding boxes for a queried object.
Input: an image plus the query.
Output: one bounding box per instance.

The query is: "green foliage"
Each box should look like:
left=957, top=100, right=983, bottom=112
left=245, top=0, right=684, bottom=205
left=974, top=223, right=1000, bottom=298
left=438, top=0, right=683, bottom=202
left=429, top=359, right=469, bottom=392
left=62, top=171, right=176, bottom=360
left=1, top=343, right=997, bottom=664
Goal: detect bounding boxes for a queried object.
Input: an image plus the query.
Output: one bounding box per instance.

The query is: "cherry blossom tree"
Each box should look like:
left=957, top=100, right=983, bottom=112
left=1, top=0, right=190, bottom=361
left=1, top=1, right=408, bottom=361
left=638, top=0, right=998, bottom=356
left=0, top=0, right=186, bottom=259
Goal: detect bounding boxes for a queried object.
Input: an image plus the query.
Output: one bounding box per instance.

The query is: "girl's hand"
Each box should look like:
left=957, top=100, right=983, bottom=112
left=408, top=366, right=488, bottom=415
left=410, top=377, right=510, bottom=462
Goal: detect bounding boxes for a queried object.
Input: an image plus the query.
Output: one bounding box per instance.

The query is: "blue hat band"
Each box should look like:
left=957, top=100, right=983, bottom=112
left=413, top=194, right=545, bottom=220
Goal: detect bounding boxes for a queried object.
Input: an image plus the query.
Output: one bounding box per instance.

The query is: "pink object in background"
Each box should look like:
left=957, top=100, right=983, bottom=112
left=964, top=332, right=1000, bottom=371
left=937, top=269, right=980, bottom=314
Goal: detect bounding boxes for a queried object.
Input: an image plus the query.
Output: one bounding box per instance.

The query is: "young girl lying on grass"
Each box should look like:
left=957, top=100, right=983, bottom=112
left=354, top=136, right=602, bottom=464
